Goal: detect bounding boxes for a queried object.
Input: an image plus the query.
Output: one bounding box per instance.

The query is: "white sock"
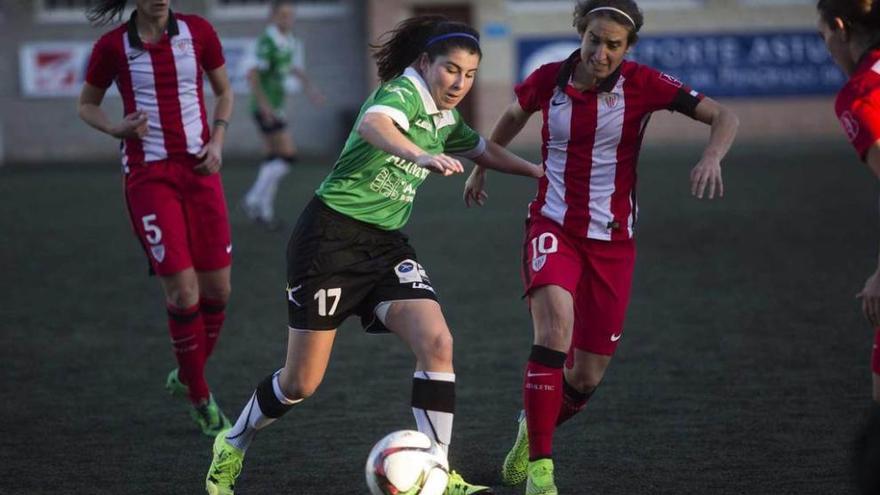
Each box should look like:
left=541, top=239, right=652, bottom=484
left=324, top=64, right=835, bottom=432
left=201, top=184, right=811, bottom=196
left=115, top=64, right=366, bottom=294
left=259, top=159, right=290, bottom=220
left=225, top=371, right=301, bottom=452
left=411, top=371, right=455, bottom=456
left=244, top=160, right=276, bottom=210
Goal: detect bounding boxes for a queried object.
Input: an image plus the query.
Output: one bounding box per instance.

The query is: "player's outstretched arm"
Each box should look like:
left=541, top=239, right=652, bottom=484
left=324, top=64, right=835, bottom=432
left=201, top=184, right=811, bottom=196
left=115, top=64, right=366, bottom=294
left=464, top=101, right=535, bottom=207
left=688, top=97, right=739, bottom=200
left=857, top=143, right=880, bottom=326
left=358, top=112, right=463, bottom=176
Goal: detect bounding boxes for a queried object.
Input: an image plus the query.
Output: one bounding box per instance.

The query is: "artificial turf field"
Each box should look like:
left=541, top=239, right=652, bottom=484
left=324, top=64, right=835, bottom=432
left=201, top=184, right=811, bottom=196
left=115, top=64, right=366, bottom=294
left=1, top=140, right=877, bottom=494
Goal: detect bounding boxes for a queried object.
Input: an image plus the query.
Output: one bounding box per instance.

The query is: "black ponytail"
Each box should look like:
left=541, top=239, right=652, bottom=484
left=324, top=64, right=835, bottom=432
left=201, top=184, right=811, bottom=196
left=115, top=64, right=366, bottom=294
left=86, top=0, right=128, bottom=26
left=817, top=0, right=880, bottom=33
left=371, top=15, right=482, bottom=83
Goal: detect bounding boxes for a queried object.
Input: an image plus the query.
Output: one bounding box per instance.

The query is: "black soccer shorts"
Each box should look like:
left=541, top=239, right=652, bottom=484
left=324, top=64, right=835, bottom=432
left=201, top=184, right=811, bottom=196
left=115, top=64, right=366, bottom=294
left=285, top=197, right=439, bottom=332
left=253, top=110, right=288, bottom=134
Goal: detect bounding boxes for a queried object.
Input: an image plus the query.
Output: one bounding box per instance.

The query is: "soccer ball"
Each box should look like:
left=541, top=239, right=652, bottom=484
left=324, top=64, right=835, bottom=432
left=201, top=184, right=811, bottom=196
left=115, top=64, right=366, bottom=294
left=365, top=430, right=449, bottom=495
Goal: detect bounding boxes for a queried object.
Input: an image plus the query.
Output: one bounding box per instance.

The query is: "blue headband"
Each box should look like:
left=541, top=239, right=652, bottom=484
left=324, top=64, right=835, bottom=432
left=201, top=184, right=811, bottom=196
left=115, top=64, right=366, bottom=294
left=425, top=32, right=480, bottom=48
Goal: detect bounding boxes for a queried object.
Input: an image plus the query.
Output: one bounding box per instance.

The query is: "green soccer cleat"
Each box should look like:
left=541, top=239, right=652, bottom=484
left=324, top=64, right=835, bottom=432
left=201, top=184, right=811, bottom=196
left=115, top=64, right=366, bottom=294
left=206, top=430, right=244, bottom=495
left=165, top=368, right=189, bottom=399
left=501, top=410, right=529, bottom=486
left=525, top=459, right=557, bottom=495
left=444, top=470, right=493, bottom=495
left=190, top=395, right=232, bottom=437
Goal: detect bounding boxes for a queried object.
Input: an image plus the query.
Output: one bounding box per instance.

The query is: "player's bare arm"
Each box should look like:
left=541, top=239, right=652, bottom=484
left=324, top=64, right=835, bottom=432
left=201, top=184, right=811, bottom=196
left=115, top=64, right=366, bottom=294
left=78, top=82, right=147, bottom=139
left=248, top=67, right=277, bottom=124
left=464, top=101, right=534, bottom=207
left=358, top=112, right=464, bottom=176
left=291, top=66, right=326, bottom=105
left=689, top=96, right=739, bottom=200
left=195, top=65, right=233, bottom=175
left=857, top=143, right=880, bottom=326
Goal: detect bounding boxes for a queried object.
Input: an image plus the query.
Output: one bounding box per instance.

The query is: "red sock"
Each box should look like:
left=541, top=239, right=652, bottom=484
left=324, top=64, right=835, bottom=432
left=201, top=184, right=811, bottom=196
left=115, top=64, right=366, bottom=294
left=556, top=376, right=593, bottom=426
left=524, top=345, right=566, bottom=460
left=167, top=304, right=209, bottom=403
left=199, top=297, right=226, bottom=359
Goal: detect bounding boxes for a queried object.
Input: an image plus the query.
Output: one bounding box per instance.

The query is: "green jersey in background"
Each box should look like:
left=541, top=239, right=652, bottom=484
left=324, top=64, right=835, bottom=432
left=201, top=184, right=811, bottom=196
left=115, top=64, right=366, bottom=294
left=250, top=24, right=303, bottom=112
left=316, top=68, right=486, bottom=230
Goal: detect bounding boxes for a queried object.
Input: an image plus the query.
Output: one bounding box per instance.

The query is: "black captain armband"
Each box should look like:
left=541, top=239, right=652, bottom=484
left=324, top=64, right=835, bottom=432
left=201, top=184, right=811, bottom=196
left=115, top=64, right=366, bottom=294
left=670, top=88, right=702, bottom=118
left=213, top=119, right=229, bottom=130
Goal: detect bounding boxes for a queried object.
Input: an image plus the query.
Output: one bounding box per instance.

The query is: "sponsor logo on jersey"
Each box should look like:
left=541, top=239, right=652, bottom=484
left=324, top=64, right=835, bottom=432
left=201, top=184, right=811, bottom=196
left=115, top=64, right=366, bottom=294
left=412, top=282, right=435, bottom=292
left=150, top=244, right=165, bottom=263
left=414, top=119, right=434, bottom=132
left=840, top=111, right=860, bottom=142
left=532, top=254, right=547, bottom=272
left=659, top=72, right=684, bottom=88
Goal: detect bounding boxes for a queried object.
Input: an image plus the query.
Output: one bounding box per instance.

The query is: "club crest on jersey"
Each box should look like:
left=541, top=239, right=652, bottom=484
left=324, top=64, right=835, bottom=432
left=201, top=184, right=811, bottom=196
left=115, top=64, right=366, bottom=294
left=151, top=244, right=165, bottom=263
left=840, top=111, right=860, bottom=142
left=659, top=72, right=683, bottom=88
left=173, top=38, right=193, bottom=55
left=600, top=93, right=619, bottom=109
left=395, top=259, right=423, bottom=284
left=532, top=254, right=547, bottom=272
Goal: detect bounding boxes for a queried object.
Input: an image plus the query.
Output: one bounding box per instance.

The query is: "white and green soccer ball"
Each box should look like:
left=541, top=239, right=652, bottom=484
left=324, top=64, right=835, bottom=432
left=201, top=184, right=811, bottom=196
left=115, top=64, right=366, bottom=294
left=365, top=430, right=449, bottom=495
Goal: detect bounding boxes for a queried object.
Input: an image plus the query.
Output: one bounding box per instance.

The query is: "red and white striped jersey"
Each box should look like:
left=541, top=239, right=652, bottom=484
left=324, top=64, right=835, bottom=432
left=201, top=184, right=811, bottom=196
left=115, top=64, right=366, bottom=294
left=517, top=51, right=703, bottom=241
left=85, top=11, right=225, bottom=166
left=835, top=46, right=880, bottom=162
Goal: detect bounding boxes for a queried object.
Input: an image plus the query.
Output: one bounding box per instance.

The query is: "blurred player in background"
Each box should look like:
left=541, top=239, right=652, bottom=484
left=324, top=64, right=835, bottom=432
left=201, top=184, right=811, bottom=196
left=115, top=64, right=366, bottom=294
left=78, top=0, right=234, bottom=436
left=816, top=1, right=880, bottom=492
left=205, top=15, right=543, bottom=495
left=240, top=0, right=324, bottom=231
left=464, top=0, right=738, bottom=493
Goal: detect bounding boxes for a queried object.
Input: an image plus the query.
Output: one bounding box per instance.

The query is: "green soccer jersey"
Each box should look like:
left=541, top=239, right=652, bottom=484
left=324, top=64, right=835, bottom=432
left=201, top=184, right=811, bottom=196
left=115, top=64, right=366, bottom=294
left=250, top=25, right=301, bottom=111
left=316, top=68, right=486, bottom=230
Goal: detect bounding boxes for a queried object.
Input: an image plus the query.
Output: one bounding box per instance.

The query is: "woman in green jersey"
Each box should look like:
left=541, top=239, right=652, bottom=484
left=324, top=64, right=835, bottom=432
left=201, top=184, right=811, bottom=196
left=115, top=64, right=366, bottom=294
left=241, top=0, right=324, bottom=231
left=206, top=16, right=541, bottom=495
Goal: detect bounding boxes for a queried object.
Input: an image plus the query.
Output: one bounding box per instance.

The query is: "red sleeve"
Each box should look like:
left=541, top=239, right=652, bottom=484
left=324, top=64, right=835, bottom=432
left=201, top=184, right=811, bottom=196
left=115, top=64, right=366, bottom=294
left=84, top=34, right=118, bottom=89
left=515, top=63, right=558, bottom=114
left=840, top=96, right=880, bottom=161
left=639, top=65, right=704, bottom=115
left=188, top=15, right=225, bottom=71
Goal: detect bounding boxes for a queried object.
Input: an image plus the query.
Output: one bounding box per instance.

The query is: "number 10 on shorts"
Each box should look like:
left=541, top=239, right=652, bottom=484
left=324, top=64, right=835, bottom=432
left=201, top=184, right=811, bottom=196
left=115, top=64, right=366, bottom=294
left=530, top=232, right=558, bottom=272
left=314, top=288, right=341, bottom=316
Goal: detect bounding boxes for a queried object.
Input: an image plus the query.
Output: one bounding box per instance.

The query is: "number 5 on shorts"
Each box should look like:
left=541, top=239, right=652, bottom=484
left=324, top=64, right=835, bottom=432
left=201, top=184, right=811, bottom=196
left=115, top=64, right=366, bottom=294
left=530, top=232, right=557, bottom=272
left=314, top=288, right=341, bottom=316
left=142, top=214, right=162, bottom=245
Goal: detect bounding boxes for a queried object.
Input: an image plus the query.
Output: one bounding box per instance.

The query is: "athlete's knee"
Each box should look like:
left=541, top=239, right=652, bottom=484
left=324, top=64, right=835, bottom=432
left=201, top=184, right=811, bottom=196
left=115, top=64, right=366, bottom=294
left=201, top=281, right=231, bottom=304
left=278, top=368, right=323, bottom=400
left=415, top=329, right=453, bottom=367
left=566, top=372, right=602, bottom=394
left=163, top=278, right=200, bottom=308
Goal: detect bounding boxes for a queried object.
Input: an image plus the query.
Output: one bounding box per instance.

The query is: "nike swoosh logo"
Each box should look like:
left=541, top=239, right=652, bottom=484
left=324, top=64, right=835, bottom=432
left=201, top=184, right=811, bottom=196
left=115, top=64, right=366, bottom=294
left=225, top=244, right=233, bottom=254
left=128, top=51, right=145, bottom=61
left=610, top=333, right=622, bottom=342
left=527, top=372, right=553, bottom=378
left=551, top=98, right=566, bottom=106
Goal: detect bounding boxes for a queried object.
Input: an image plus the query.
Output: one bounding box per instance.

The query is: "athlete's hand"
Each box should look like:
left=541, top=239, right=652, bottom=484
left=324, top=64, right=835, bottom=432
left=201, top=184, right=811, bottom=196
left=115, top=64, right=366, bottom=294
left=463, top=167, right=488, bottom=207
left=260, top=106, right=277, bottom=125
left=690, top=156, right=723, bottom=199
left=112, top=111, right=148, bottom=139
left=416, top=153, right=464, bottom=176
left=194, top=139, right=223, bottom=175
left=857, top=269, right=880, bottom=327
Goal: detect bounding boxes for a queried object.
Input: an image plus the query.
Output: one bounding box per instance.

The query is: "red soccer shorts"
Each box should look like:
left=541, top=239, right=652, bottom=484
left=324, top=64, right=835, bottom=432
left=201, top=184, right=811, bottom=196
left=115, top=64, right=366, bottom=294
left=522, top=215, right=635, bottom=356
left=123, top=156, right=232, bottom=276
left=873, top=328, right=880, bottom=375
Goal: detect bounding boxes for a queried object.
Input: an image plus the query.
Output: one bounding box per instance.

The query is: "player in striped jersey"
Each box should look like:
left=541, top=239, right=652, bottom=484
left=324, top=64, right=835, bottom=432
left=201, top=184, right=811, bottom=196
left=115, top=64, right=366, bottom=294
left=78, top=0, right=234, bottom=436
left=205, top=16, right=542, bottom=495
left=464, top=1, right=739, bottom=493
left=817, top=1, right=880, bottom=492
left=240, top=0, right=324, bottom=231
left=818, top=0, right=880, bottom=406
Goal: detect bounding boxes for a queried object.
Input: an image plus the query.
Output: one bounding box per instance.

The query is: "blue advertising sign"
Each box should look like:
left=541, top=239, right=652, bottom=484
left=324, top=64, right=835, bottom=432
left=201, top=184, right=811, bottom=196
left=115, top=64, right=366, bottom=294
left=517, top=31, right=846, bottom=97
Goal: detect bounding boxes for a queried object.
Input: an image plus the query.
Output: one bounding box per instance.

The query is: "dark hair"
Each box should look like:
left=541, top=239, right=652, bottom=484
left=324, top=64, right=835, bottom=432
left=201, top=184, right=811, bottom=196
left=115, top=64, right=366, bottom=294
left=86, top=0, right=127, bottom=26
left=371, top=15, right=482, bottom=83
left=573, top=0, right=644, bottom=46
left=817, top=0, right=880, bottom=36
left=271, top=0, right=294, bottom=12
